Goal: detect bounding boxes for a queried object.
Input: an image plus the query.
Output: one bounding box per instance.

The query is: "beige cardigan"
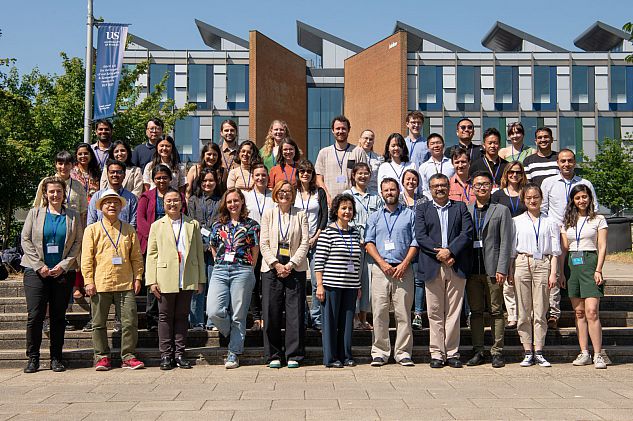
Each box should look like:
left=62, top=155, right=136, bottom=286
left=259, top=204, right=309, bottom=273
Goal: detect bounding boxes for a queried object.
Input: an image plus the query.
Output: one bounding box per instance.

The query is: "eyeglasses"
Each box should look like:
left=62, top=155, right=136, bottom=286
left=108, top=170, right=124, bottom=175
left=473, top=182, right=492, bottom=189
left=459, top=125, right=474, bottom=131
left=164, top=200, right=181, bottom=205
left=430, top=184, right=448, bottom=190
left=278, top=190, right=293, bottom=196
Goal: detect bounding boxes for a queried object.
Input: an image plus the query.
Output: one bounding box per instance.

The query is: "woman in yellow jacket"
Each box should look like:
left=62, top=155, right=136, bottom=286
left=146, top=187, right=205, bottom=370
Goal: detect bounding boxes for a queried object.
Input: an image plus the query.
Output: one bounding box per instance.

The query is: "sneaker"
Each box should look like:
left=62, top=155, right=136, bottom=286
left=594, top=353, right=607, bottom=369
left=599, top=350, right=612, bottom=366
left=534, top=353, right=552, bottom=367
left=224, top=353, right=239, bottom=369
left=520, top=353, right=534, bottom=367
left=122, top=357, right=145, bottom=370
left=268, top=359, right=281, bottom=369
left=65, top=319, right=76, bottom=331
left=42, top=319, right=50, bottom=333
left=82, top=321, right=93, bottom=332
left=95, top=357, right=111, bottom=371
left=573, top=352, right=592, bottom=366
left=371, top=357, right=386, bottom=367
left=287, top=360, right=300, bottom=369
left=398, top=358, right=415, bottom=367
left=191, top=325, right=205, bottom=332
left=411, top=314, right=423, bottom=330
left=113, top=319, right=122, bottom=333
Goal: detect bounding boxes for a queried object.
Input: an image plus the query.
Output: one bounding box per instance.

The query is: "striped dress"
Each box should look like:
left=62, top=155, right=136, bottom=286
left=313, top=225, right=362, bottom=289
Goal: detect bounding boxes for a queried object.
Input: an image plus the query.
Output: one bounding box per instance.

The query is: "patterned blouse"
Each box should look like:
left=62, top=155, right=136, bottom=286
left=70, top=166, right=100, bottom=202
left=210, top=217, right=260, bottom=266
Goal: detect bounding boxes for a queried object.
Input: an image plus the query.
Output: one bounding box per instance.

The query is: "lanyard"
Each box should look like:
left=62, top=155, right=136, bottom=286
left=239, top=167, right=252, bottom=189
left=382, top=208, right=401, bottom=239
left=278, top=208, right=292, bottom=243
left=66, top=179, right=73, bottom=204
left=100, top=219, right=122, bottom=255
left=334, top=144, right=349, bottom=174
left=510, top=144, right=525, bottom=162
left=483, top=158, right=500, bottom=183
left=575, top=216, right=588, bottom=248
left=389, top=162, right=406, bottom=183
left=473, top=207, right=486, bottom=239
left=299, top=191, right=312, bottom=213
left=353, top=192, right=370, bottom=214
left=462, top=183, right=471, bottom=202
left=409, top=137, right=420, bottom=157
left=254, top=190, right=267, bottom=219
left=432, top=159, right=444, bottom=174
left=334, top=222, right=354, bottom=263
left=282, top=164, right=296, bottom=182
left=95, top=147, right=108, bottom=169
left=529, top=214, right=541, bottom=250
left=45, top=208, right=65, bottom=245
left=223, top=150, right=236, bottom=172
left=506, top=188, right=520, bottom=215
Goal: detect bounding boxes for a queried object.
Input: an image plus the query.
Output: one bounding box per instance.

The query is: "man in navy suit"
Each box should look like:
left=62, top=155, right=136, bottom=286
left=415, top=173, right=473, bottom=368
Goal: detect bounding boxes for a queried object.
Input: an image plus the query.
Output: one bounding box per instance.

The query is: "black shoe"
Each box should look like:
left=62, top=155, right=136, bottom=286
left=174, top=356, right=192, bottom=369
left=467, top=352, right=485, bottom=366
left=446, top=357, right=463, bottom=368
left=65, top=319, right=76, bottom=331
left=327, top=361, right=343, bottom=368
left=159, top=356, right=173, bottom=370
left=344, top=359, right=356, bottom=367
left=491, top=354, right=505, bottom=368
left=429, top=359, right=444, bottom=369
left=24, top=357, right=39, bottom=374
left=147, top=325, right=158, bottom=332
left=50, top=358, right=66, bottom=372
left=371, top=357, right=386, bottom=367
left=398, top=358, right=415, bottom=367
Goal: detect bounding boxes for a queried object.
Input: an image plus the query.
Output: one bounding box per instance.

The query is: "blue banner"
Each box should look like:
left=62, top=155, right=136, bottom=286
left=93, top=23, right=129, bottom=120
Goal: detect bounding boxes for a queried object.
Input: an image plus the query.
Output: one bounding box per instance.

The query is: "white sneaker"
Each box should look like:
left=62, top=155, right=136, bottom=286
left=224, top=353, right=240, bottom=369
left=599, top=350, right=612, bottom=366
left=594, top=353, right=607, bottom=369
left=572, top=352, right=592, bottom=366
left=534, top=353, right=551, bottom=367
left=519, top=353, right=534, bottom=367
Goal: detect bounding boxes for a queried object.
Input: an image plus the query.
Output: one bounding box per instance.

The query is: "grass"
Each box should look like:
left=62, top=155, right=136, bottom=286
left=606, top=251, right=633, bottom=264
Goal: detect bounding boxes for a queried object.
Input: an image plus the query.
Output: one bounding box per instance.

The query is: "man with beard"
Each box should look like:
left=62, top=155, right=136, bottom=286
left=93, top=119, right=113, bottom=171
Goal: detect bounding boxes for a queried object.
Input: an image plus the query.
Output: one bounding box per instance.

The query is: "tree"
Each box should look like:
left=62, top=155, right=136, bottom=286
left=625, top=22, right=632, bottom=64
left=582, top=138, right=633, bottom=215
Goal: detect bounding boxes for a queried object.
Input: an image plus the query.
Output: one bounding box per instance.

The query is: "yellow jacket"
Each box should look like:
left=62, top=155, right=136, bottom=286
left=145, top=215, right=205, bottom=293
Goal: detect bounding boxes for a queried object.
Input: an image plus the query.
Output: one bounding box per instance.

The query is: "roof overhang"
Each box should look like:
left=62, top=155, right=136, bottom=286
left=574, top=21, right=629, bottom=51
left=394, top=21, right=468, bottom=52
left=128, top=33, right=166, bottom=51
left=296, top=20, right=362, bottom=56
left=482, top=21, right=567, bottom=52
left=195, top=19, right=249, bottom=50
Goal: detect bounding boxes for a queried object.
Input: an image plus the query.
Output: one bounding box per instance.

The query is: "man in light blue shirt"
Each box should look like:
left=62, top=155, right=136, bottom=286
left=87, top=160, right=138, bottom=228
left=404, top=111, right=430, bottom=169
left=365, top=177, right=418, bottom=367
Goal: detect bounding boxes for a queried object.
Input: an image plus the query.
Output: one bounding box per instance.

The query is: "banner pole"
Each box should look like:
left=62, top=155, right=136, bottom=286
left=83, top=0, right=94, bottom=144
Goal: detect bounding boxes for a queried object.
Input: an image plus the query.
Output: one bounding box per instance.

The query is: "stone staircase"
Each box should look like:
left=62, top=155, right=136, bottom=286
left=1, top=262, right=632, bottom=369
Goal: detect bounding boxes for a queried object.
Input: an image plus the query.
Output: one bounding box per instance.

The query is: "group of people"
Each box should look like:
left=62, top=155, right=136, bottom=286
left=20, top=111, right=610, bottom=373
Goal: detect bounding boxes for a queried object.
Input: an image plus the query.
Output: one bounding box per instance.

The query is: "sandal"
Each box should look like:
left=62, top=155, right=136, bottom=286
left=362, top=321, right=373, bottom=331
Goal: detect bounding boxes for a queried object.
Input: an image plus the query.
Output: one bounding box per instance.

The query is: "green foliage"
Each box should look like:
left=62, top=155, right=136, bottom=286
left=582, top=137, right=633, bottom=215
left=625, top=22, right=633, bottom=64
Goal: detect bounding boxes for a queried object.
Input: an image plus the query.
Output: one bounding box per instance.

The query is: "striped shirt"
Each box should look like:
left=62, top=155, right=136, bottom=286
left=313, top=225, right=362, bottom=288
left=523, top=151, right=559, bottom=187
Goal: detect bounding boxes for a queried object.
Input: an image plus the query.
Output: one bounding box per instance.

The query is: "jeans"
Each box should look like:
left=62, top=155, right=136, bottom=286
left=190, top=262, right=213, bottom=328
left=91, top=290, right=138, bottom=361
left=413, top=263, right=426, bottom=314
left=307, top=248, right=322, bottom=328
left=207, top=263, right=256, bottom=355
left=23, top=269, right=73, bottom=360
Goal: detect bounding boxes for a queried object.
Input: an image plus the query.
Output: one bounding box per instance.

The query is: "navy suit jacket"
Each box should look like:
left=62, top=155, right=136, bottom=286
left=415, top=200, right=473, bottom=282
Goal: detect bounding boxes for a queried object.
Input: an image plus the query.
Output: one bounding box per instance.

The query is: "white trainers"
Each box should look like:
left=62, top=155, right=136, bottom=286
left=224, top=353, right=240, bottom=369
left=599, top=350, right=612, bottom=366
left=572, top=352, right=592, bottom=366
left=534, top=353, right=552, bottom=367
left=520, top=353, right=534, bottom=367
left=594, top=353, right=607, bottom=369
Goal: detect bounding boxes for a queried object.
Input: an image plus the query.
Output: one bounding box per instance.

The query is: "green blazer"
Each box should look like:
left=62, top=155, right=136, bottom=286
left=145, top=215, right=205, bottom=293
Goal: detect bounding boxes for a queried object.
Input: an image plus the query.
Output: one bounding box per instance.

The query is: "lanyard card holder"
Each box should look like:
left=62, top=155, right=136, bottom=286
left=571, top=251, right=584, bottom=266
left=277, top=242, right=291, bottom=264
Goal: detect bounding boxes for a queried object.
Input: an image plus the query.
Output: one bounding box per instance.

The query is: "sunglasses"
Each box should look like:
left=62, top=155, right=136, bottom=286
left=459, top=125, right=474, bottom=131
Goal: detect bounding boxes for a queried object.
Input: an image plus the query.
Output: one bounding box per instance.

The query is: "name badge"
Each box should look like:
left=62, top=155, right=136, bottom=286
left=533, top=251, right=543, bottom=260
left=384, top=239, right=395, bottom=251
left=473, top=240, right=483, bottom=249
left=336, top=175, right=347, bottom=184
left=279, top=242, right=290, bottom=257
left=46, top=244, right=59, bottom=254
left=571, top=251, right=584, bottom=266
left=201, top=228, right=211, bottom=238
left=112, top=256, right=123, bottom=265
left=347, top=263, right=355, bottom=272
left=224, top=252, right=236, bottom=263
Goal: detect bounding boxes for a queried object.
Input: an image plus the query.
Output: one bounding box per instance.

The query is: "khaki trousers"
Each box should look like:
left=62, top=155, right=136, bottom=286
left=370, top=265, right=414, bottom=362
left=514, top=254, right=551, bottom=347
left=425, top=265, right=466, bottom=360
left=466, top=274, right=505, bottom=355
left=503, top=282, right=517, bottom=322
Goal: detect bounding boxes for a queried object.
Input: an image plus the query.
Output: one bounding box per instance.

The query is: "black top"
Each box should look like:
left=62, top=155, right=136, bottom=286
left=491, top=189, right=527, bottom=218
left=131, top=142, right=156, bottom=170
left=445, top=142, right=484, bottom=162
left=469, top=156, right=508, bottom=187
left=471, top=202, right=489, bottom=276
left=523, top=151, right=559, bottom=187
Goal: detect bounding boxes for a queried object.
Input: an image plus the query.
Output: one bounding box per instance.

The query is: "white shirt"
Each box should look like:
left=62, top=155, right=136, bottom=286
left=294, top=190, right=320, bottom=237
left=419, top=156, right=455, bottom=199
left=377, top=161, right=417, bottom=192
left=540, top=174, right=599, bottom=225
left=244, top=189, right=274, bottom=225
left=171, top=217, right=186, bottom=288
left=562, top=215, right=608, bottom=252
left=511, top=213, right=561, bottom=258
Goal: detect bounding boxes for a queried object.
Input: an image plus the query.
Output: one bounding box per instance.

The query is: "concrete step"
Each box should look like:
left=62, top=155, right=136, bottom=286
left=0, top=296, right=147, bottom=314
left=2, top=344, right=632, bottom=369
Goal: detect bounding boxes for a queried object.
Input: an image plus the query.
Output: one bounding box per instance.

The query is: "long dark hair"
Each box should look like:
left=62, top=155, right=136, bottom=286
left=200, top=142, right=222, bottom=172
left=217, top=187, right=249, bottom=224
left=151, top=135, right=181, bottom=168
left=383, top=133, right=410, bottom=163
left=234, top=140, right=261, bottom=167
left=75, top=143, right=102, bottom=180
left=194, top=167, right=223, bottom=198
left=295, top=159, right=317, bottom=194
left=275, top=137, right=301, bottom=166
left=108, top=140, right=133, bottom=167
left=563, top=184, right=597, bottom=229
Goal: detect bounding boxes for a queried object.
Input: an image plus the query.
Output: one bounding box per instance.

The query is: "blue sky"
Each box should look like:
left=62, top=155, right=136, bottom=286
left=1, top=0, right=630, bottom=76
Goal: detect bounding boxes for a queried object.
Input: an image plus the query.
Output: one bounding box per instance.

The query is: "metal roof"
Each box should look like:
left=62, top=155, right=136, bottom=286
left=296, top=20, right=362, bottom=56
left=128, top=33, right=166, bottom=51
left=574, top=21, right=630, bottom=51
left=481, top=21, right=567, bottom=52
left=194, top=19, right=249, bottom=50
left=394, top=21, right=468, bottom=52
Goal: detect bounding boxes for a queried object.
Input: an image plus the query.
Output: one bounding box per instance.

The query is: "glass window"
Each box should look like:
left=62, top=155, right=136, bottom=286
left=572, top=66, right=589, bottom=104
left=306, top=87, right=343, bottom=161
left=533, top=66, right=551, bottom=104
left=457, top=66, right=475, bottom=104
left=559, top=117, right=583, bottom=159
left=482, top=117, right=507, bottom=147
left=419, top=66, right=437, bottom=103
left=174, top=116, right=200, bottom=163
left=519, top=117, right=544, bottom=149
left=443, top=117, right=463, bottom=148
left=227, top=64, right=248, bottom=108
left=495, top=66, right=513, bottom=104
left=598, top=117, right=621, bottom=143
left=188, top=64, right=212, bottom=109
left=149, top=64, right=174, bottom=101
left=610, top=66, right=627, bottom=103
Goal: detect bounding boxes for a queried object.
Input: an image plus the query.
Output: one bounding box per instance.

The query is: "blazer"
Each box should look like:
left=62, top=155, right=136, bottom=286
left=259, top=205, right=310, bottom=273
left=137, top=188, right=187, bottom=254
left=467, top=202, right=513, bottom=277
left=415, top=200, right=473, bottom=282
left=145, top=214, right=205, bottom=293
left=21, top=206, right=83, bottom=272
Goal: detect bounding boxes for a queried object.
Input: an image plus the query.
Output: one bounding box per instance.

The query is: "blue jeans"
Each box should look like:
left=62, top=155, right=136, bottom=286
left=413, top=262, right=426, bottom=314
left=189, top=263, right=213, bottom=328
left=207, top=263, right=255, bottom=355
left=307, top=248, right=322, bottom=328
left=321, top=286, right=357, bottom=366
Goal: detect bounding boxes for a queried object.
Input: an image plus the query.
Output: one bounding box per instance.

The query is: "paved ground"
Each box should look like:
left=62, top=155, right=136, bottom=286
left=0, top=363, right=632, bottom=420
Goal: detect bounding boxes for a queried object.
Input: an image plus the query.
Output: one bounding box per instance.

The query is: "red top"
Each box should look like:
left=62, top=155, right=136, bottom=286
left=268, top=163, right=298, bottom=189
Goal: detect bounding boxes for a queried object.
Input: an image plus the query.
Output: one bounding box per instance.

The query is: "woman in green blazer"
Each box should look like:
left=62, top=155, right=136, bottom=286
left=146, top=187, right=205, bottom=370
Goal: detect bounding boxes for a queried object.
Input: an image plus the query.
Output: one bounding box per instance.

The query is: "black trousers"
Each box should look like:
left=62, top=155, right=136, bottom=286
left=23, top=268, right=74, bottom=360
left=262, top=270, right=306, bottom=362
left=157, top=290, right=194, bottom=358
left=146, top=288, right=159, bottom=329
left=249, top=254, right=263, bottom=321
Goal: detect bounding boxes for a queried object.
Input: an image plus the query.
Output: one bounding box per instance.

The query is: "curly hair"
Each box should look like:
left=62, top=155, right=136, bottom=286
left=217, top=187, right=249, bottom=224
left=262, top=120, right=290, bottom=158
left=329, top=193, right=356, bottom=222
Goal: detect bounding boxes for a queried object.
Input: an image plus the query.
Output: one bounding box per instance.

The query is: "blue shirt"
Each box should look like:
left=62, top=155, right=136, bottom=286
left=43, top=211, right=67, bottom=268
left=87, top=188, right=138, bottom=227
left=405, top=135, right=430, bottom=169
left=343, top=187, right=384, bottom=243
left=433, top=200, right=451, bottom=248
left=365, top=204, right=418, bottom=264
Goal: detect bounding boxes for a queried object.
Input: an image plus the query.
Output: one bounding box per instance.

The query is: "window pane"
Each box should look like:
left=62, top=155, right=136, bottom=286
left=559, top=117, right=582, bottom=157
left=495, top=66, right=513, bottom=104
left=149, top=64, right=174, bottom=101
left=598, top=117, right=620, bottom=143
left=188, top=64, right=207, bottom=103
left=419, top=66, right=437, bottom=103
left=174, top=116, right=199, bottom=163
left=572, top=66, right=589, bottom=103
left=457, top=66, right=475, bottom=103
left=520, top=117, right=538, bottom=148
left=212, top=116, right=226, bottom=145
left=444, top=117, right=462, bottom=148
left=308, top=88, right=321, bottom=128
left=533, top=66, right=550, bottom=104
left=227, top=64, right=247, bottom=103
left=610, top=66, right=627, bottom=103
